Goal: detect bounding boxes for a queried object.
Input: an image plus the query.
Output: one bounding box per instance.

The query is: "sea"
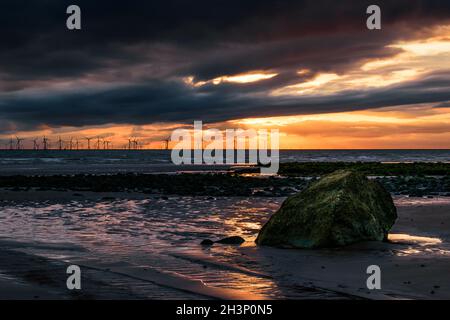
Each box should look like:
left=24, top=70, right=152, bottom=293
left=0, top=149, right=449, bottom=175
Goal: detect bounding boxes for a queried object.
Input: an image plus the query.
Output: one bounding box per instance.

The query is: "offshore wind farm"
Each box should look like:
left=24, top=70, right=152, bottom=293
left=1, top=136, right=148, bottom=150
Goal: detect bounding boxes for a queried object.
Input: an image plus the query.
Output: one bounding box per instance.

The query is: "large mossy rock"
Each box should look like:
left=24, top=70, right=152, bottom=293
left=256, top=170, right=397, bottom=248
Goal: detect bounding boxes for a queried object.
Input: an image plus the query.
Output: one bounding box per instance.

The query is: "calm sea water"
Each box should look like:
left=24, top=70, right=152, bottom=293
left=0, top=149, right=449, bottom=165
left=0, top=149, right=448, bottom=175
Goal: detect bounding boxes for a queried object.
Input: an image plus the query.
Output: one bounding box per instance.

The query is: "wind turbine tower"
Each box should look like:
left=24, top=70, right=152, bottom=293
left=42, top=137, right=49, bottom=150
left=15, top=136, right=24, bottom=150
left=33, top=139, right=39, bottom=150
left=85, top=137, right=92, bottom=150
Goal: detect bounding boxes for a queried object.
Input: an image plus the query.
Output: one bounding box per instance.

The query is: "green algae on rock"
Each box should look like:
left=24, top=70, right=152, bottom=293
left=256, top=170, right=397, bottom=248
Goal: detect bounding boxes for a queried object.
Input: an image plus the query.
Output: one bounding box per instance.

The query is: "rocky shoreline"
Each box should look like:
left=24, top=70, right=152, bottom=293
left=0, top=162, right=448, bottom=198
left=279, top=162, right=450, bottom=176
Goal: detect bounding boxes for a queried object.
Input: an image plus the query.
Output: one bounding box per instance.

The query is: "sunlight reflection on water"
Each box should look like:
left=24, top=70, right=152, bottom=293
left=389, top=233, right=442, bottom=245
left=0, top=196, right=286, bottom=298
left=389, top=233, right=450, bottom=256
left=2, top=196, right=450, bottom=298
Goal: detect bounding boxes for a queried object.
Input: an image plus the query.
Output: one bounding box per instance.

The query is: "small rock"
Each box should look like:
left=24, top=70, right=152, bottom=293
left=216, top=236, right=245, bottom=245
left=200, top=239, right=214, bottom=246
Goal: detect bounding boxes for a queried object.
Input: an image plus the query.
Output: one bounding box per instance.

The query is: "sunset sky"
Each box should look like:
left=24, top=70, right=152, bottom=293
left=1, top=0, right=450, bottom=149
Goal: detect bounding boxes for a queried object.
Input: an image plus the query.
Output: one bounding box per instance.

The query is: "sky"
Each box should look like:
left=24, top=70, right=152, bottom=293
left=0, top=0, right=450, bottom=149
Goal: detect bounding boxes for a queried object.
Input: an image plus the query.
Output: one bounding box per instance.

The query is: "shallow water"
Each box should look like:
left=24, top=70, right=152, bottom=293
left=0, top=196, right=297, bottom=298
left=2, top=195, right=449, bottom=299
left=0, top=197, right=281, bottom=256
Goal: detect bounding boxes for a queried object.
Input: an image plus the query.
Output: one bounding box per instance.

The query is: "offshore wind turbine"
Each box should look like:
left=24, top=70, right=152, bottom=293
left=57, top=136, right=63, bottom=150
left=68, top=137, right=74, bottom=150
left=103, top=140, right=111, bottom=149
left=42, top=136, right=49, bottom=150
left=84, top=137, right=92, bottom=150
left=15, top=136, right=24, bottom=150
left=96, top=137, right=102, bottom=150
left=128, top=138, right=134, bottom=150
left=32, top=138, right=39, bottom=150
left=162, top=137, right=170, bottom=150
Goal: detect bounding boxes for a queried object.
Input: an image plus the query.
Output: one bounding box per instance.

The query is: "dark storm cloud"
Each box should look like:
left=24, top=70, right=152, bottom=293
left=1, top=72, right=450, bottom=132
left=1, top=0, right=448, bottom=81
left=0, top=0, right=450, bottom=130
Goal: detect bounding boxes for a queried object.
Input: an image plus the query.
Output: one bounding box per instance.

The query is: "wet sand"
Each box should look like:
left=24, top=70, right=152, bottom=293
left=232, top=198, right=450, bottom=299
left=0, top=192, right=449, bottom=300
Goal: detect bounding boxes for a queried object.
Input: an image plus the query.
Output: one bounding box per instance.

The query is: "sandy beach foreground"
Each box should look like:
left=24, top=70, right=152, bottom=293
left=1, top=191, right=449, bottom=300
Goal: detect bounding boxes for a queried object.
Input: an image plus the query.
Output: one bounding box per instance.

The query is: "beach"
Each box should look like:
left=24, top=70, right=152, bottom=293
left=1, top=187, right=450, bottom=300
left=0, top=150, right=449, bottom=300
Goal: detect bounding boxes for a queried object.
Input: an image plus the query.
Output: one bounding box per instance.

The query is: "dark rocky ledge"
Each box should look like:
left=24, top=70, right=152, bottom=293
left=0, top=162, right=448, bottom=197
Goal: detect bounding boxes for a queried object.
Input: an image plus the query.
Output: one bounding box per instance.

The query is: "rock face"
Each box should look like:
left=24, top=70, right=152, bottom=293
left=256, top=170, right=397, bottom=248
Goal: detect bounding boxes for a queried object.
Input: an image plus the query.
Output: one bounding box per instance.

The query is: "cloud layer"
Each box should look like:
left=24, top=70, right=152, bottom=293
left=0, top=0, right=450, bottom=134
